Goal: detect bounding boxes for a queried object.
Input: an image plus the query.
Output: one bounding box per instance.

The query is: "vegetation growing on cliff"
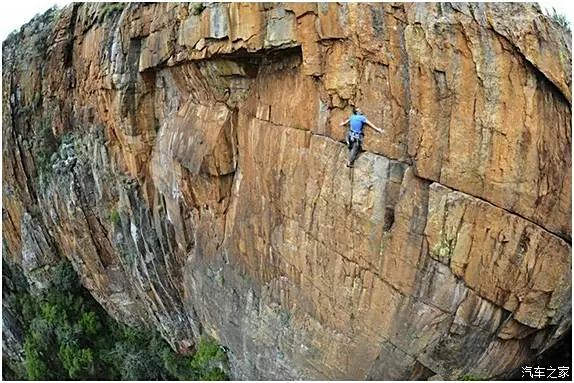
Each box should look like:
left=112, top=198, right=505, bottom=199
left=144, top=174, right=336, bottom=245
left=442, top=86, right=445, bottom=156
left=98, top=2, right=126, bottom=22
left=190, top=3, right=206, bottom=16
left=108, top=208, right=121, bottom=225
left=549, top=8, right=571, bottom=32
left=2, top=260, right=228, bottom=381
left=32, top=121, right=58, bottom=179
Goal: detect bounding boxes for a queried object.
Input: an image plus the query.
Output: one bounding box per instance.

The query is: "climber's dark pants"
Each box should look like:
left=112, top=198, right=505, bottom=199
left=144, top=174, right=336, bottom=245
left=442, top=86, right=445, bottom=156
left=346, top=131, right=363, bottom=165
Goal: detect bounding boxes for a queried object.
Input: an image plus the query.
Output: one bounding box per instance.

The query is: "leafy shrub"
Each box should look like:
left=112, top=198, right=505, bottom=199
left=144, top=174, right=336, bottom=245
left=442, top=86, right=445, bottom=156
left=191, top=3, right=206, bottom=16
left=78, top=311, right=101, bottom=337
left=191, top=337, right=228, bottom=380
left=32, top=121, right=58, bottom=178
left=98, top=3, right=126, bottom=22
left=109, top=208, right=121, bottom=225
left=156, top=336, right=227, bottom=380
left=59, top=344, right=95, bottom=379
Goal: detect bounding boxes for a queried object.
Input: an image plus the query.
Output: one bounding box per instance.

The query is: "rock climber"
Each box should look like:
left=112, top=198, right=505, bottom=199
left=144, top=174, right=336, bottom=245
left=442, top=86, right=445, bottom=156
left=339, top=107, right=383, bottom=167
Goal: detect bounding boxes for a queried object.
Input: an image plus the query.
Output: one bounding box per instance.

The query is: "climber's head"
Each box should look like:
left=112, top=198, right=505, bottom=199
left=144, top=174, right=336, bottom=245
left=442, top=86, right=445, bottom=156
left=353, top=107, right=363, bottom=115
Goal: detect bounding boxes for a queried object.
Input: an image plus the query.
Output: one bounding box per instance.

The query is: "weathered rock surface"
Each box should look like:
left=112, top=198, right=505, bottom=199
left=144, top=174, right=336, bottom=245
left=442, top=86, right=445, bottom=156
left=2, top=2, right=571, bottom=380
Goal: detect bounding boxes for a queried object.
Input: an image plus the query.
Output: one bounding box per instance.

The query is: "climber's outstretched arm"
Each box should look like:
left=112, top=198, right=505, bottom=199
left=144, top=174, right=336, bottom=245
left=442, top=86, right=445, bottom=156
left=365, top=119, right=383, bottom=133
left=339, top=119, right=350, bottom=127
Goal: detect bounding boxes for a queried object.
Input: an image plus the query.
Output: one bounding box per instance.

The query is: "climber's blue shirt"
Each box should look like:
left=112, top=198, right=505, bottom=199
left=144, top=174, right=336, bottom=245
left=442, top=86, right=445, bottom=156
left=349, top=114, right=367, bottom=134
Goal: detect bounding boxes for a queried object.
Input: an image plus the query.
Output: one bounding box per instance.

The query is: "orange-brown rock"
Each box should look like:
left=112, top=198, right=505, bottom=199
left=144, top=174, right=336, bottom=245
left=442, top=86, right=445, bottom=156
left=2, top=2, right=571, bottom=380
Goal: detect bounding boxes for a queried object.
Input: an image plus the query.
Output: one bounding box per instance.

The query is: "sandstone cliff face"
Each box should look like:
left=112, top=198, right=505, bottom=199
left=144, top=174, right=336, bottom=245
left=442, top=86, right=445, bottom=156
left=2, top=2, right=571, bottom=379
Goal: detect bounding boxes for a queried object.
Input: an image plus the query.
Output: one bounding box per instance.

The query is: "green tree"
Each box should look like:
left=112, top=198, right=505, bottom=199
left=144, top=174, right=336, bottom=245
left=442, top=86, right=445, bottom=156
left=191, top=337, right=228, bottom=380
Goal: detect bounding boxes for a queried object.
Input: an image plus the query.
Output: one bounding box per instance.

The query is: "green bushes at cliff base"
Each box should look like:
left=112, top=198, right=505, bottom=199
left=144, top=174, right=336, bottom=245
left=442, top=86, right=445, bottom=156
left=4, top=260, right=228, bottom=381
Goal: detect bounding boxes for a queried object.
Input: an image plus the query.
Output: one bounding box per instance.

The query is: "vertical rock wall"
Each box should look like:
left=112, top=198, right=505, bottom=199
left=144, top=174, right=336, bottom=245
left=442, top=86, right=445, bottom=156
left=2, top=2, right=571, bottom=379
